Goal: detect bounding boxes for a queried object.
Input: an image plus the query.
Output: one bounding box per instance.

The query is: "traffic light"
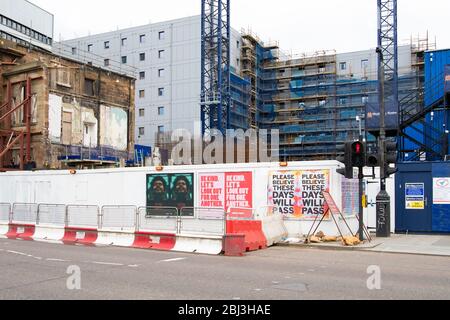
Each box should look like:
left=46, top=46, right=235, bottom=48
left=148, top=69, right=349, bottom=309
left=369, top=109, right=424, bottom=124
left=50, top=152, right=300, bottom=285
left=336, top=142, right=354, bottom=179
left=351, top=141, right=366, bottom=168
left=366, top=153, right=380, bottom=167
left=385, top=140, right=398, bottom=177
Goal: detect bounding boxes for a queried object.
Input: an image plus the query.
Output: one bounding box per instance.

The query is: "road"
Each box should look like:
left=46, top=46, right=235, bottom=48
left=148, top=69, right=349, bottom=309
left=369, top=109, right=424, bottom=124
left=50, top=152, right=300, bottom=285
left=0, top=238, right=449, bottom=300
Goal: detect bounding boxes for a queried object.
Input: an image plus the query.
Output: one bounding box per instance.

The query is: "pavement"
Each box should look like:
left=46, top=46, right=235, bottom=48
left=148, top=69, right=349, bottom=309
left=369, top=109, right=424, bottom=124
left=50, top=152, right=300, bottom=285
left=1, top=238, right=450, bottom=300
left=280, top=234, right=450, bottom=257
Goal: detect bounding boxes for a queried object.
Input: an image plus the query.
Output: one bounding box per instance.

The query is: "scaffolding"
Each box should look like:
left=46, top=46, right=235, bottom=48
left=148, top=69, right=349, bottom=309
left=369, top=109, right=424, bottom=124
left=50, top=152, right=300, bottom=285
left=0, top=78, right=32, bottom=171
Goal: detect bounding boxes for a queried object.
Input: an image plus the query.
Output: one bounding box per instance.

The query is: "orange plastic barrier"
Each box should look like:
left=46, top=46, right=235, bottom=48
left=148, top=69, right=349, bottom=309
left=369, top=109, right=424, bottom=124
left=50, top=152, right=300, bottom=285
left=62, top=227, right=98, bottom=246
left=222, top=234, right=246, bottom=257
left=226, top=220, right=267, bottom=252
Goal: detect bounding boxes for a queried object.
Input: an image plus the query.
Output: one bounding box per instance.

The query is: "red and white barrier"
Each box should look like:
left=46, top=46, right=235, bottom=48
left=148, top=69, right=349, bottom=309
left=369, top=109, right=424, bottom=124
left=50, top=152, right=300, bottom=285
left=62, top=227, right=98, bottom=246
left=0, top=222, right=10, bottom=239
left=95, top=231, right=135, bottom=247
left=33, top=225, right=65, bottom=243
left=173, top=235, right=223, bottom=255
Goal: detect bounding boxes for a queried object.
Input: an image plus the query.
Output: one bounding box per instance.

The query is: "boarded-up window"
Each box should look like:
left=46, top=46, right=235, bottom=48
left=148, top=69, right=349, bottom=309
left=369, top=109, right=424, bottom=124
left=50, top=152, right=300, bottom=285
left=84, top=79, right=96, bottom=96
left=57, top=69, right=71, bottom=87
left=62, top=111, right=73, bottom=145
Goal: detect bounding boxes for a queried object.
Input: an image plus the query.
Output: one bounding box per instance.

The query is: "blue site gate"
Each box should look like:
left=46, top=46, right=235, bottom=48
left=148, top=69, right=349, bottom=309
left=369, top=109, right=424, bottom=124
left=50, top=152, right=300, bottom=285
left=396, top=162, right=450, bottom=233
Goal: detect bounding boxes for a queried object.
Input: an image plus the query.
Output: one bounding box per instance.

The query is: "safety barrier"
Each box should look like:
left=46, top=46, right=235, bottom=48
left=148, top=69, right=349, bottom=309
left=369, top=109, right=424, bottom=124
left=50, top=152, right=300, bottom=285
left=0, top=203, right=10, bottom=238
left=12, top=203, right=38, bottom=225
left=67, top=205, right=99, bottom=229
left=100, top=206, right=137, bottom=232
left=0, top=202, right=278, bottom=256
left=226, top=208, right=267, bottom=252
left=34, top=204, right=67, bottom=242
left=37, top=204, right=66, bottom=226
left=0, top=203, right=11, bottom=223
left=64, top=205, right=100, bottom=245
left=256, top=206, right=288, bottom=247
left=179, top=208, right=225, bottom=236
left=7, top=204, right=38, bottom=240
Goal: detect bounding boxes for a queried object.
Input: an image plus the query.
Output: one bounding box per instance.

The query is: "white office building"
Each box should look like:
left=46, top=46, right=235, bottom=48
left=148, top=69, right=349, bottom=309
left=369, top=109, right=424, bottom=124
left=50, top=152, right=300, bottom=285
left=0, top=0, right=54, bottom=51
left=61, top=16, right=242, bottom=147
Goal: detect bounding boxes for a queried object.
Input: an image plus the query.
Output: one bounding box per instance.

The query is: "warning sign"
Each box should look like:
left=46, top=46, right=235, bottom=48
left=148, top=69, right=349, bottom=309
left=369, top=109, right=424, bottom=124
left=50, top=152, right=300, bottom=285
left=405, top=183, right=425, bottom=210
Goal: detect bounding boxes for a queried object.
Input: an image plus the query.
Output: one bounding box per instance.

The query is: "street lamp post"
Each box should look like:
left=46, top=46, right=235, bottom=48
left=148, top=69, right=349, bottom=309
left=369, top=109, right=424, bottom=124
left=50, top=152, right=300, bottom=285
left=376, top=48, right=391, bottom=238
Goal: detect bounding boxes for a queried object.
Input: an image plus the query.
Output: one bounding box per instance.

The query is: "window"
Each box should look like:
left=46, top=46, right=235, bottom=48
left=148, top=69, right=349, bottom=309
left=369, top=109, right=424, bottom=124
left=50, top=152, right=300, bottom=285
left=139, top=71, right=146, bottom=80
left=158, top=88, right=164, bottom=96
left=121, top=56, right=127, bottom=64
left=361, top=59, right=369, bottom=69
left=139, top=90, right=145, bottom=98
left=319, top=99, right=326, bottom=107
left=87, top=44, right=93, bottom=52
left=71, top=47, right=77, bottom=55
left=237, top=40, right=240, bottom=48
left=121, top=38, right=127, bottom=46
left=158, top=107, right=165, bottom=116
left=339, top=97, right=348, bottom=106
left=158, top=31, right=165, bottom=40
left=139, top=53, right=146, bottom=61
left=340, top=62, right=347, bottom=71
left=158, top=126, right=165, bottom=134
left=139, top=127, right=145, bottom=136
left=140, top=34, right=146, bottom=43
left=139, top=109, right=145, bottom=117
left=236, top=58, right=240, bottom=67
left=158, top=50, right=165, bottom=59
left=158, top=69, right=165, bottom=78
left=104, top=59, right=110, bottom=66
left=84, top=79, right=96, bottom=96
left=362, top=96, right=369, bottom=104
left=104, top=41, right=110, bottom=49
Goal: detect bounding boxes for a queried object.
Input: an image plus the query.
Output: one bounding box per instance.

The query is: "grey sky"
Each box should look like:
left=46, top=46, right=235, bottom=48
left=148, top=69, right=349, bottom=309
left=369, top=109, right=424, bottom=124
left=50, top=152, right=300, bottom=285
left=32, top=0, right=449, bottom=54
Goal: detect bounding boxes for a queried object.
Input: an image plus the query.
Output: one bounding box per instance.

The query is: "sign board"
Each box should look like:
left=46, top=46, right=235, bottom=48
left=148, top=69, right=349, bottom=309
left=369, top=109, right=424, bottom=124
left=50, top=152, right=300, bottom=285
left=433, top=178, right=450, bottom=205
left=199, top=172, right=253, bottom=218
left=268, top=170, right=330, bottom=220
left=322, top=191, right=341, bottom=217
left=405, top=183, right=425, bottom=210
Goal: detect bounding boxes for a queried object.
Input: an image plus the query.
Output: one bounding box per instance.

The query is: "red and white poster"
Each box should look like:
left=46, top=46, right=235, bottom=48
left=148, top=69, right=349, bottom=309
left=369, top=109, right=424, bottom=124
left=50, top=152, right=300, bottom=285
left=199, top=172, right=253, bottom=217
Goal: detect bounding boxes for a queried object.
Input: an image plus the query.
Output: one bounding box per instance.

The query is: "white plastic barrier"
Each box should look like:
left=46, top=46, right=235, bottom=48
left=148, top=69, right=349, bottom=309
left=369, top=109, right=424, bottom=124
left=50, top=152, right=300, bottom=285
left=95, top=231, right=136, bottom=247
left=100, top=206, right=137, bottom=232
left=179, top=208, right=225, bottom=236
left=67, top=205, right=99, bottom=229
left=12, top=203, right=38, bottom=225
left=257, top=207, right=288, bottom=246
left=173, top=235, right=223, bottom=255
left=137, top=207, right=178, bottom=233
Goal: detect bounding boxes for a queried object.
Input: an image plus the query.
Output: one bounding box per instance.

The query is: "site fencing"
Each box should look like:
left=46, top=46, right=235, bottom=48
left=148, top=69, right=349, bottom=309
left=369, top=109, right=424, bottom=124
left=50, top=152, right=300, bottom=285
left=2, top=203, right=231, bottom=237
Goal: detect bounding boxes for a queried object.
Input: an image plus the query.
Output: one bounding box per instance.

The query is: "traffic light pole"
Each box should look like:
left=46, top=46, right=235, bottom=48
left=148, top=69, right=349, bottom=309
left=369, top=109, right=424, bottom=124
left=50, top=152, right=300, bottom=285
left=376, top=49, right=391, bottom=238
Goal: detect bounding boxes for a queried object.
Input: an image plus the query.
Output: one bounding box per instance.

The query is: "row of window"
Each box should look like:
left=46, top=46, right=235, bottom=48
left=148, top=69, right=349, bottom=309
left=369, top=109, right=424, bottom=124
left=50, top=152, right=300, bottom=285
left=138, top=106, right=165, bottom=117
left=138, top=87, right=166, bottom=98
left=119, top=50, right=165, bottom=64
left=85, top=30, right=166, bottom=52
left=0, top=31, right=31, bottom=47
left=138, top=125, right=165, bottom=137
left=339, top=60, right=370, bottom=71
left=0, top=15, right=52, bottom=46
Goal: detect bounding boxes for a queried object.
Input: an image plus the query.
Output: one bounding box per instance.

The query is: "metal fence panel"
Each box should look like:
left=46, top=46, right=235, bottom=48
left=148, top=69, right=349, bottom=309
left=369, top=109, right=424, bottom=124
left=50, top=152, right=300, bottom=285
left=0, top=203, right=11, bottom=223
left=101, top=206, right=137, bottom=232
left=12, top=203, right=38, bottom=224
left=37, top=204, right=66, bottom=226
left=67, top=205, right=99, bottom=229
left=137, top=207, right=178, bottom=233
left=179, top=208, right=225, bottom=236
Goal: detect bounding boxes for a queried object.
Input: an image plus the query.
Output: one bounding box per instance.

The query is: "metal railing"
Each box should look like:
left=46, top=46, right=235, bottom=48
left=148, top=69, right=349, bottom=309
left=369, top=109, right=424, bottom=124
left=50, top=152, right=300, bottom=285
left=100, top=206, right=137, bottom=232
left=179, top=208, right=226, bottom=236
left=12, top=203, right=38, bottom=225
left=67, top=205, right=100, bottom=229
left=0, top=203, right=11, bottom=223
left=2, top=203, right=232, bottom=237
left=37, top=204, right=66, bottom=226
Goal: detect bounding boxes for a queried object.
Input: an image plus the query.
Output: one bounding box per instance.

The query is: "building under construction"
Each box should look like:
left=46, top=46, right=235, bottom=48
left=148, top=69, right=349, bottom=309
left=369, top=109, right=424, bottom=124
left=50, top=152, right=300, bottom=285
left=61, top=15, right=450, bottom=163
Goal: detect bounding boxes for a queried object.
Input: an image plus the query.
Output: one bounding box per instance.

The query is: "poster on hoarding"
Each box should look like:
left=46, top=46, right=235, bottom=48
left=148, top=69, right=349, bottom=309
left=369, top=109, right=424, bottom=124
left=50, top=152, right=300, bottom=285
left=433, top=178, right=450, bottom=205
left=146, top=173, right=194, bottom=211
left=268, top=170, right=330, bottom=219
left=405, top=183, right=425, bottom=210
left=199, top=172, right=253, bottom=218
